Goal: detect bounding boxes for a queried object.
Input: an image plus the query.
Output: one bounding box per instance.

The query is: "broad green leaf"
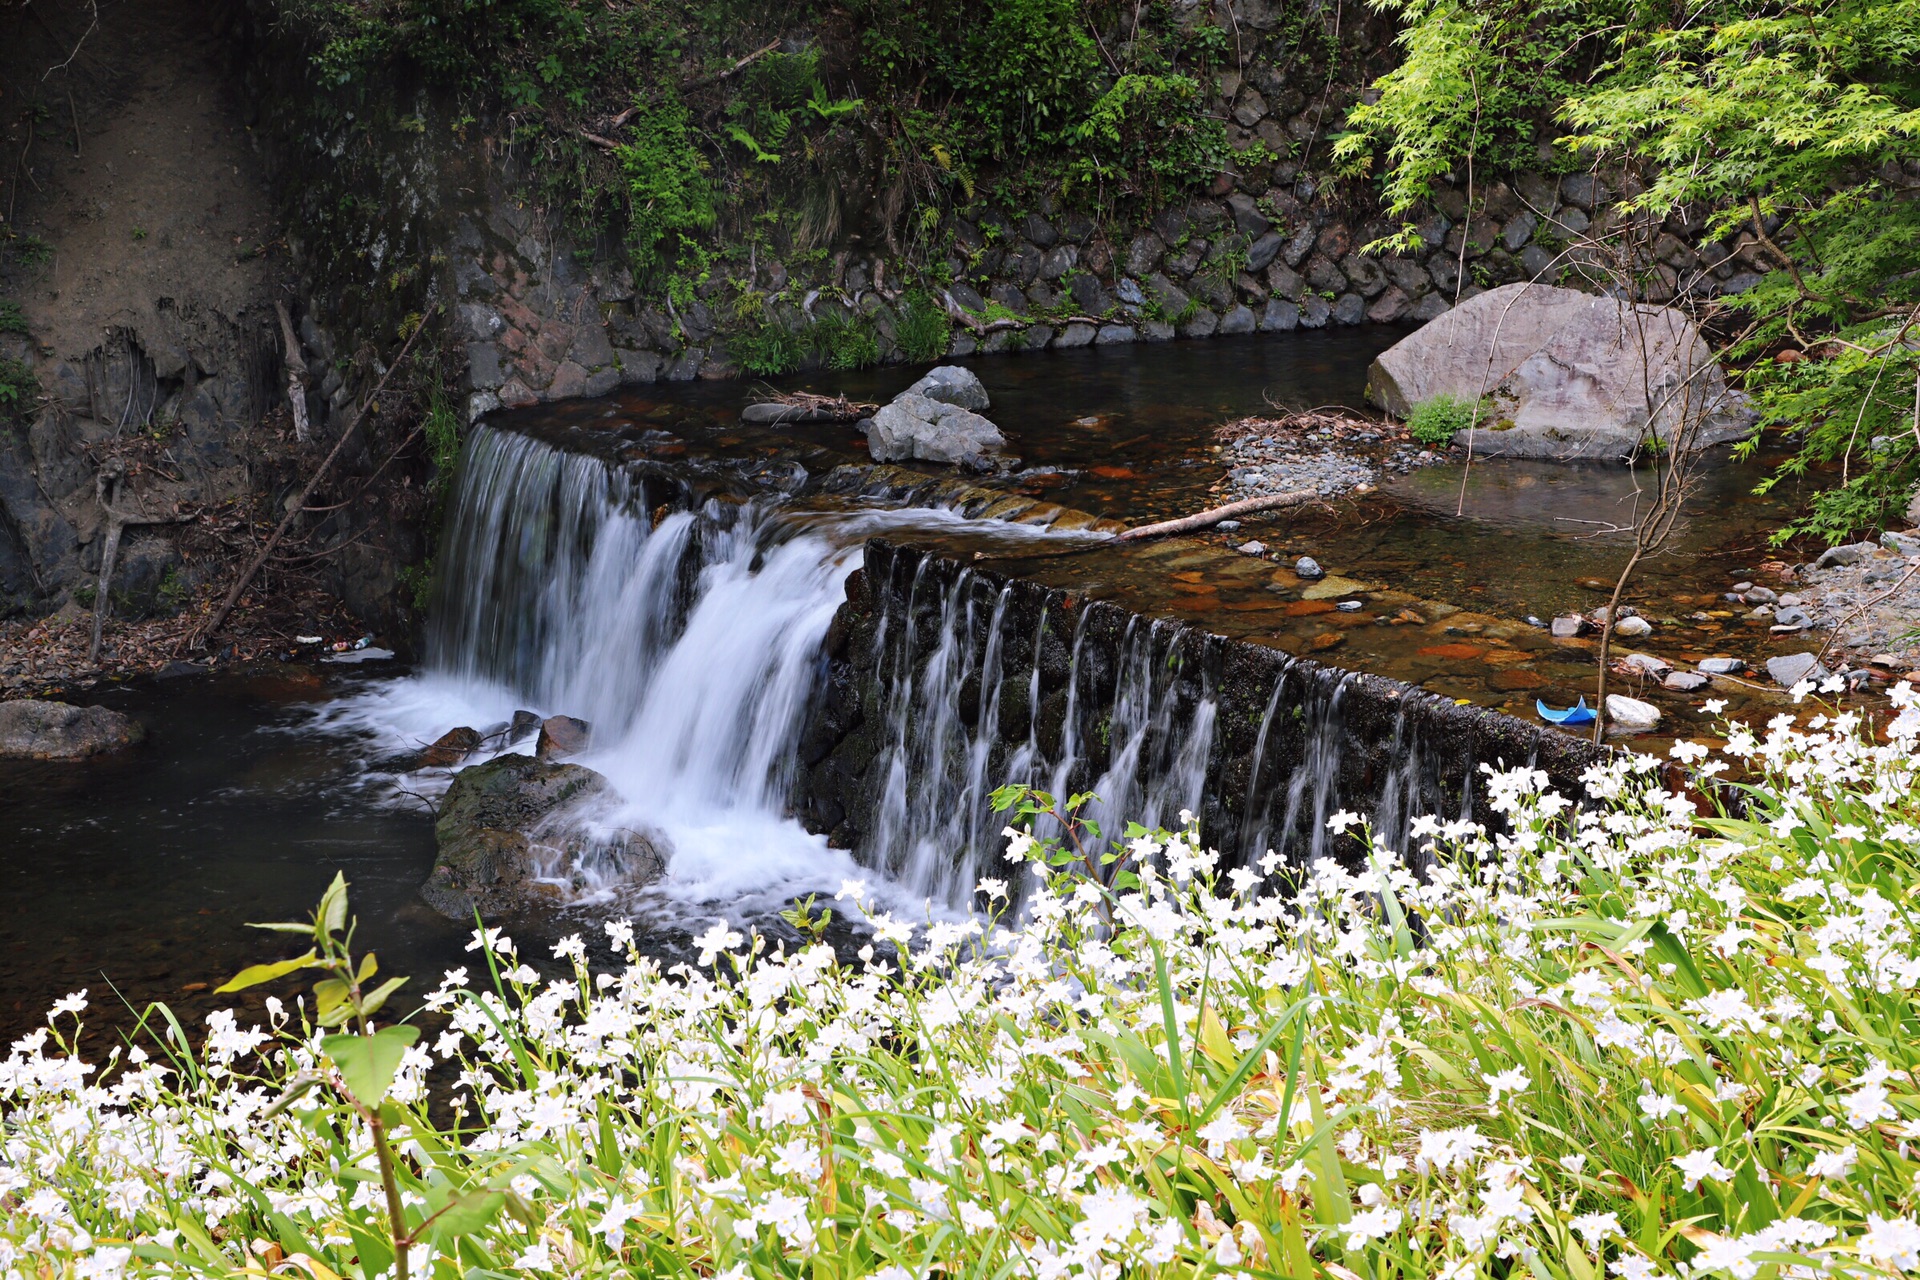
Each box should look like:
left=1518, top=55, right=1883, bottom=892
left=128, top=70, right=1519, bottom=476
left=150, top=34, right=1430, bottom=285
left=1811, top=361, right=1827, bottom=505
left=357, top=975, right=409, bottom=1019
left=215, top=950, right=319, bottom=994
left=424, top=1185, right=508, bottom=1241
left=318, top=872, right=349, bottom=935
left=323, top=1024, right=420, bottom=1108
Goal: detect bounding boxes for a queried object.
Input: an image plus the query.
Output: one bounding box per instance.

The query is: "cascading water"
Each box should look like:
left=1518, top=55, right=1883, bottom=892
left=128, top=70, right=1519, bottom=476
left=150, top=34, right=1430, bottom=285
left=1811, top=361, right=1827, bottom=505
left=329, top=423, right=1580, bottom=928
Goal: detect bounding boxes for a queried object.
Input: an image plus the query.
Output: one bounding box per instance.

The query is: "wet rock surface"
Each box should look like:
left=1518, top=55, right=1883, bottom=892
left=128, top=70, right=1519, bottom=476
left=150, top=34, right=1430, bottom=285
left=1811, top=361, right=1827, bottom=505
left=1789, top=535, right=1920, bottom=668
left=422, top=753, right=666, bottom=920
left=0, top=699, right=144, bottom=760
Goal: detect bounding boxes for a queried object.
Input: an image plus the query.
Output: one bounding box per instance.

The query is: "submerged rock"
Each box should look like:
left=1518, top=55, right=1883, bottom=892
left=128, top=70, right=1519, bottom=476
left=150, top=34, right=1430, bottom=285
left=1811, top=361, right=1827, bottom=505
left=0, top=699, right=144, bottom=760
left=422, top=753, right=666, bottom=920
left=1367, top=283, right=1753, bottom=461
left=1295, top=555, right=1325, bottom=580
left=1767, top=652, right=1830, bottom=688
left=1697, top=657, right=1745, bottom=675
left=1604, top=694, right=1661, bottom=732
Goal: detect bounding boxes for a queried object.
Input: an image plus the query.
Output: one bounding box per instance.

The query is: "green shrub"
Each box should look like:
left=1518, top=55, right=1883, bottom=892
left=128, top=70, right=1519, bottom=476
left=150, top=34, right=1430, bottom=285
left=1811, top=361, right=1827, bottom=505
left=812, top=312, right=880, bottom=371
left=0, top=299, right=27, bottom=335
left=894, top=288, right=951, bottom=363
left=616, top=95, right=717, bottom=277
left=730, top=321, right=808, bottom=376
left=1405, top=393, right=1478, bottom=445
left=0, top=357, right=38, bottom=431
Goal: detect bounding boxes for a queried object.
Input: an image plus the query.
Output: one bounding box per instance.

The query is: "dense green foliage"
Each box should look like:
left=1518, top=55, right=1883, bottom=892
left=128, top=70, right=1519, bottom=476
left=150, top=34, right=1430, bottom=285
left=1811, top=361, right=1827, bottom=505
left=1406, top=393, right=1477, bottom=446
left=1338, top=0, right=1920, bottom=540
left=271, top=0, right=1257, bottom=275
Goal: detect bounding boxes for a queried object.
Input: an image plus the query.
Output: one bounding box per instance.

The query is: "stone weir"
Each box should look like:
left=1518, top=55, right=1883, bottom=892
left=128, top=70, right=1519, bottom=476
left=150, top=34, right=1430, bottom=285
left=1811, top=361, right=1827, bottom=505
left=796, top=539, right=1606, bottom=899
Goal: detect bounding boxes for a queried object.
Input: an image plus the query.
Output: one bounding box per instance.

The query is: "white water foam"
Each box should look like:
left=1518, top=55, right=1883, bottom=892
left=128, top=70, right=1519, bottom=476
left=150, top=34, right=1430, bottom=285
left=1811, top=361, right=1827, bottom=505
left=312, top=426, right=1104, bottom=923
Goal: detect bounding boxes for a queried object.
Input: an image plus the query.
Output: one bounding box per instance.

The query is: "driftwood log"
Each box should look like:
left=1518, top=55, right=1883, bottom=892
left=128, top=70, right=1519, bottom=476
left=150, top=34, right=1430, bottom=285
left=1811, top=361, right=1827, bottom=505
left=1115, top=490, right=1317, bottom=542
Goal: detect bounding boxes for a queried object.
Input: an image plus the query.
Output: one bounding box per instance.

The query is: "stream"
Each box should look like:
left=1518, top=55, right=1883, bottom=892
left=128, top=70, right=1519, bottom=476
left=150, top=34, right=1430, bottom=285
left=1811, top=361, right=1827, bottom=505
left=0, top=331, right=1824, bottom=1048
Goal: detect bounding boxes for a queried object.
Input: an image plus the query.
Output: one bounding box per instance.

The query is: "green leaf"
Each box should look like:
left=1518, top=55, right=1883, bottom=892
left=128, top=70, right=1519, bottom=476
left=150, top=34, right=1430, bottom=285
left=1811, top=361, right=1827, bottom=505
left=1649, top=920, right=1709, bottom=999
left=323, top=1024, right=420, bottom=1108
left=424, top=1185, right=508, bottom=1241
left=318, top=872, right=350, bottom=936
left=357, top=975, right=409, bottom=1020
left=214, top=950, right=319, bottom=994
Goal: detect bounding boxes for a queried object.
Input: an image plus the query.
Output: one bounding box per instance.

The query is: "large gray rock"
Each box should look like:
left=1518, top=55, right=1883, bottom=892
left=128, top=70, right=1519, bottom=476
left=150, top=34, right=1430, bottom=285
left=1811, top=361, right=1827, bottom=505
left=865, top=392, right=1007, bottom=470
left=1366, top=284, right=1753, bottom=461
left=903, top=365, right=990, bottom=412
left=0, top=699, right=144, bottom=760
left=422, top=753, right=667, bottom=920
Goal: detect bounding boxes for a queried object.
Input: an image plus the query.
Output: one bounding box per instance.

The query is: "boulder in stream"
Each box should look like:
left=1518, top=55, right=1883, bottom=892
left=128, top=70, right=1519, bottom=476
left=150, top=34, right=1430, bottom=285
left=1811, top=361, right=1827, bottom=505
left=904, top=365, right=991, bottom=411
left=422, top=753, right=667, bottom=920
left=1367, top=284, right=1753, bottom=461
left=864, top=392, right=1008, bottom=470
left=0, top=699, right=144, bottom=760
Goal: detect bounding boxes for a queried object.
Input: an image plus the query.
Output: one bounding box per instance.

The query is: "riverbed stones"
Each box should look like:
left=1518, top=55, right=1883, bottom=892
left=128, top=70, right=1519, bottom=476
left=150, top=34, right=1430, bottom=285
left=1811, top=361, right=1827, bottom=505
left=1614, top=616, right=1653, bottom=637
left=1697, top=657, right=1745, bottom=675
left=422, top=753, right=667, bottom=920
left=0, top=699, right=144, bottom=760
left=1365, top=284, right=1754, bottom=461
left=1767, top=652, right=1830, bottom=688
left=1662, top=671, right=1711, bottom=692
left=1604, top=694, right=1662, bottom=732
left=1295, top=556, right=1325, bottom=580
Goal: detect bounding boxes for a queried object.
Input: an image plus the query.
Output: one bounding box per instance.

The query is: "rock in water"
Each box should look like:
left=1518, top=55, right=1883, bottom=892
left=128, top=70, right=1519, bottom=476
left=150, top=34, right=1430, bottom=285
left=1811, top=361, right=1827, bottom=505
left=1604, top=694, right=1662, bottom=732
left=536, top=715, right=592, bottom=760
left=864, top=392, right=1008, bottom=469
left=903, top=365, right=991, bottom=411
left=509, top=709, right=543, bottom=742
left=1295, top=555, right=1325, bottom=580
left=1366, top=283, right=1753, bottom=461
left=1767, top=652, right=1830, bottom=688
left=0, top=699, right=144, bottom=760
left=1550, top=615, right=1590, bottom=638
left=419, top=726, right=482, bottom=767
left=1662, top=671, right=1711, bottom=692
left=422, top=754, right=667, bottom=920
left=1614, top=615, right=1653, bottom=637
left=1698, top=657, right=1745, bottom=675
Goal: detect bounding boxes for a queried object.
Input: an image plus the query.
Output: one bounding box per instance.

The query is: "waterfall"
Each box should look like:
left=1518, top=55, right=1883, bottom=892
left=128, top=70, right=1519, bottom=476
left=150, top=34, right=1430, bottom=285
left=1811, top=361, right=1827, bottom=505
left=334, top=425, right=1593, bottom=923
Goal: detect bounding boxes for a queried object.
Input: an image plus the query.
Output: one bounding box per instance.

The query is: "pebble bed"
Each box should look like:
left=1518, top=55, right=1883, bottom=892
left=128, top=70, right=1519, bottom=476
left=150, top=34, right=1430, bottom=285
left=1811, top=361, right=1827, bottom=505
left=1215, top=414, right=1447, bottom=502
left=1792, top=534, right=1920, bottom=668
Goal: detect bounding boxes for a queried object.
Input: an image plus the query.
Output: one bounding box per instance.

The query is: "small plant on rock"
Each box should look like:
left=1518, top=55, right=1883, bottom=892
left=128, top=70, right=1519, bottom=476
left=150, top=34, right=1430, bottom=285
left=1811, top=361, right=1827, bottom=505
left=1405, top=393, right=1478, bottom=445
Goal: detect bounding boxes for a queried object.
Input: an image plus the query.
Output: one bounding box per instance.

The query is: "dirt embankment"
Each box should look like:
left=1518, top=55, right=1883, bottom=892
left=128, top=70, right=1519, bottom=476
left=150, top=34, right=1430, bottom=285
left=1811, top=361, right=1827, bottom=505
left=0, top=0, right=410, bottom=687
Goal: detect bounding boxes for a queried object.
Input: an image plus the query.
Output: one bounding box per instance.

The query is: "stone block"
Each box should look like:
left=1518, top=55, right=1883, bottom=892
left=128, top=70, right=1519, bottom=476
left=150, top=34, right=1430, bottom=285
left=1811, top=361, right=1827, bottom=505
left=1095, top=324, right=1136, bottom=345
left=1501, top=211, right=1538, bottom=251
left=1040, top=244, right=1079, bottom=280
left=1232, top=89, right=1269, bottom=128
left=1219, top=305, right=1258, bottom=334
left=1053, top=323, right=1097, bottom=349
left=1127, top=232, right=1166, bottom=277
left=1227, top=193, right=1271, bottom=238
left=1299, top=296, right=1331, bottom=328
left=1139, top=320, right=1176, bottom=342
left=1245, top=231, right=1285, bottom=272
left=988, top=282, right=1030, bottom=314
left=1281, top=223, right=1317, bottom=268
left=1305, top=253, right=1347, bottom=294
left=1259, top=299, right=1300, bottom=331
left=616, top=349, right=663, bottom=383
left=1344, top=255, right=1387, bottom=297
left=467, top=342, right=507, bottom=390
left=1331, top=293, right=1367, bottom=325
left=1366, top=288, right=1412, bottom=323
left=1560, top=174, right=1611, bottom=210
left=1383, top=257, right=1431, bottom=296
left=1179, top=308, right=1220, bottom=339
left=1069, top=274, right=1114, bottom=314
left=1235, top=272, right=1268, bottom=302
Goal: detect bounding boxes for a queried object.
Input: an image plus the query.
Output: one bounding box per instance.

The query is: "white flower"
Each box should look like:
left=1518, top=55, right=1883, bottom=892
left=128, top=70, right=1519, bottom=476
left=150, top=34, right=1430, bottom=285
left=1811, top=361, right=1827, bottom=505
left=1570, top=1212, right=1621, bottom=1246
left=1860, top=1215, right=1920, bottom=1271
left=694, top=918, right=744, bottom=967
left=1343, top=1205, right=1402, bottom=1249
left=511, top=1240, right=553, bottom=1271
left=1672, top=1147, right=1734, bottom=1191
left=1807, top=1147, right=1857, bottom=1180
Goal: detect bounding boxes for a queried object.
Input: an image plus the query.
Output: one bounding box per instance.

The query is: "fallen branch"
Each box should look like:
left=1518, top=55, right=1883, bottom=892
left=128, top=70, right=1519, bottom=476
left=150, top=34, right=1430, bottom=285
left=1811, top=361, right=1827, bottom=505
left=195, top=317, right=432, bottom=647
left=1115, top=490, right=1317, bottom=542
left=680, top=39, right=781, bottom=91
